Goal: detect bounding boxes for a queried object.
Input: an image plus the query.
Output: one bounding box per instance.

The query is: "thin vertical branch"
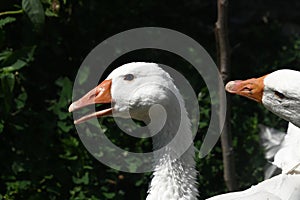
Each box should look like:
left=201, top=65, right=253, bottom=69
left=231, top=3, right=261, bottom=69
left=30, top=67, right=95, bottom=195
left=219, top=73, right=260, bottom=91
left=215, top=0, right=237, bottom=191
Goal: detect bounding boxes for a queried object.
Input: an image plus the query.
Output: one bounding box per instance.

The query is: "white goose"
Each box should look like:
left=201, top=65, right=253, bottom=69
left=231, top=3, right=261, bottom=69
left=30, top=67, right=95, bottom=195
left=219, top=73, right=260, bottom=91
left=226, top=69, right=300, bottom=128
left=69, top=63, right=198, bottom=200
left=206, top=69, right=300, bottom=200
left=226, top=69, right=300, bottom=173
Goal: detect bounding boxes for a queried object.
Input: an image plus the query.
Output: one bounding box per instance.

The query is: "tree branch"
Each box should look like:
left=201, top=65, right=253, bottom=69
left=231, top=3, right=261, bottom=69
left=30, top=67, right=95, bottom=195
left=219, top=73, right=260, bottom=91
left=215, top=0, right=237, bottom=191
left=0, top=10, right=23, bottom=17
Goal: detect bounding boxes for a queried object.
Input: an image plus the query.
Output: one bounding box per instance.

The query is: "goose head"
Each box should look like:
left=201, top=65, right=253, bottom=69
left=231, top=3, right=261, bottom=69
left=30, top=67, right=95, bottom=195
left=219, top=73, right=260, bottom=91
left=69, top=62, right=177, bottom=124
left=225, top=69, right=300, bottom=127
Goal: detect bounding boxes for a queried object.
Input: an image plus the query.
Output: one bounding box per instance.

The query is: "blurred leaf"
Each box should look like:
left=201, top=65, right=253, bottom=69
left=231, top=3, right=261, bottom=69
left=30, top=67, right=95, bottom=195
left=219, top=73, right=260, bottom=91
left=0, top=73, right=15, bottom=92
left=0, top=73, right=14, bottom=114
left=57, top=121, right=73, bottom=132
left=72, top=172, right=89, bottom=185
left=1, top=46, right=36, bottom=68
left=103, top=192, right=116, bottom=199
left=0, top=17, right=16, bottom=29
left=12, top=162, right=25, bottom=175
left=0, top=30, right=5, bottom=47
left=0, top=120, right=4, bottom=133
left=83, top=165, right=93, bottom=170
left=61, top=137, right=79, bottom=147
left=1, top=60, right=27, bottom=73
left=59, top=153, right=78, bottom=160
left=78, top=66, right=90, bottom=85
left=0, top=50, right=13, bottom=63
left=6, top=180, right=31, bottom=191
left=45, top=8, right=58, bottom=17
left=15, top=91, right=27, bottom=110
left=13, top=124, right=25, bottom=131
left=22, top=0, right=45, bottom=30
left=135, top=178, right=144, bottom=187
left=59, top=136, right=79, bottom=160
left=49, top=77, right=72, bottom=121
left=55, top=77, right=72, bottom=106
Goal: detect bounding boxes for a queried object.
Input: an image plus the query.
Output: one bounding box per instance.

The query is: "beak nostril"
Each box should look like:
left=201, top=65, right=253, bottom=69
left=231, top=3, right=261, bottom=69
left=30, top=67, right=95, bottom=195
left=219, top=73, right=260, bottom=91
left=89, top=93, right=97, bottom=100
left=243, top=87, right=252, bottom=92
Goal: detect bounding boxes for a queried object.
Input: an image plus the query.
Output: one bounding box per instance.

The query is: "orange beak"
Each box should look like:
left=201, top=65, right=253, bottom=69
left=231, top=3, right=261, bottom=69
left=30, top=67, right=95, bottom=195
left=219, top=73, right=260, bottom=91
left=68, top=79, right=113, bottom=124
left=225, top=75, right=267, bottom=103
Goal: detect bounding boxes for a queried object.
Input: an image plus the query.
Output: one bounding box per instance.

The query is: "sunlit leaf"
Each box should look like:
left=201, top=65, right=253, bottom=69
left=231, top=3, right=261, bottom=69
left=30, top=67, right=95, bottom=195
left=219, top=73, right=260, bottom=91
left=1, top=60, right=27, bottom=73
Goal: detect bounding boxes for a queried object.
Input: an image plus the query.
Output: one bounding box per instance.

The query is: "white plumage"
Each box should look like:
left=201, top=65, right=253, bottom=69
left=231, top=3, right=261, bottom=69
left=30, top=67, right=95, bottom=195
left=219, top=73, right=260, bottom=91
left=207, top=174, right=300, bottom=200
left=221, top=69, right=300, bottom=200
left=259, top=124, right=285, bottom=179
left=273, top=122, right=300, bottom=174
left=69, top=63, right=198, bottom=200
left=259, top=122, right=300, bottom=177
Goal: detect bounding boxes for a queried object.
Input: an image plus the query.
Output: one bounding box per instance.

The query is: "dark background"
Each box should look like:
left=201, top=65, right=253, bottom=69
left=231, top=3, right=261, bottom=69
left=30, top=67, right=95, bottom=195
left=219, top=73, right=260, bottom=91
left=0, top=0, right=300, bottom=199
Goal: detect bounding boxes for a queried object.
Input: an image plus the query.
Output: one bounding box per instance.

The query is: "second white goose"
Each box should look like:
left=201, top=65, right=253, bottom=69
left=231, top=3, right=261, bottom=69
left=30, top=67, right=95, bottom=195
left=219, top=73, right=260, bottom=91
left=226, top=69, right=300, bottom=128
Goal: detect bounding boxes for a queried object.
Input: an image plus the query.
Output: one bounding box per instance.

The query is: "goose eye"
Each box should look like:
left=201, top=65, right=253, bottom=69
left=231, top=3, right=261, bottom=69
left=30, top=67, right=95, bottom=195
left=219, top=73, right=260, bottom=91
left=124, top=74, right=134, bottom=81
left=274, top=91, right=285, bottom=99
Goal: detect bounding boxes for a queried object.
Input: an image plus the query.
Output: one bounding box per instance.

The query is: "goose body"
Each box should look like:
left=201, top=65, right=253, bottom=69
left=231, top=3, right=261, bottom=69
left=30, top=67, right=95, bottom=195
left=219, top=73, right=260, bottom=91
left=259, top=122, right=300, bottom=177
left=207, top=127, right=300, bottom=200
left=259, top=124, right=286, bottom=179
left=206, top=173, right=300, bottom=200
left=272, top=122, right=300, bottom=174
left=69, top=63, right=198, bottom=200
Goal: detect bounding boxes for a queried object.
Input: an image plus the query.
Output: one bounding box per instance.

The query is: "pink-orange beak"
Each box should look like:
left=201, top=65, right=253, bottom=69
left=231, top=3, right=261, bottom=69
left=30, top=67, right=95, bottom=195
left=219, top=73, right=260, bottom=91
left=68, top=79, right=113, bottom=124
left=225, top=75, right=267, bottom=103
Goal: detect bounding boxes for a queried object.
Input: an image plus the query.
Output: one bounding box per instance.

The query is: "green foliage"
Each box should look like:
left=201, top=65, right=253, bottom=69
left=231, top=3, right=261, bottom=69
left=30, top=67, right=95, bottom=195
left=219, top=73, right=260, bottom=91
left=0, top=17, right=16, bottom=29
left=0, top=45, right=35, bottom=117
left=0, top=0, right=299, bottom=199
left=22, top=0, right=45, bottom=31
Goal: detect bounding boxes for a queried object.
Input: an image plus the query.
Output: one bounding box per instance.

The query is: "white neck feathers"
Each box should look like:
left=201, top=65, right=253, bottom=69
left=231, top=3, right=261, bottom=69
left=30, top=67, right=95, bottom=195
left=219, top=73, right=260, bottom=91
left=146, top=97, right=198, bottom=200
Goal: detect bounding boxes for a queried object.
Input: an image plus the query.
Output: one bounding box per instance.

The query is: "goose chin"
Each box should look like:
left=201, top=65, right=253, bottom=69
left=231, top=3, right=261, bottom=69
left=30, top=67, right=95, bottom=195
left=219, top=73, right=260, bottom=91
left=74, top=108, right=113, bottom=124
